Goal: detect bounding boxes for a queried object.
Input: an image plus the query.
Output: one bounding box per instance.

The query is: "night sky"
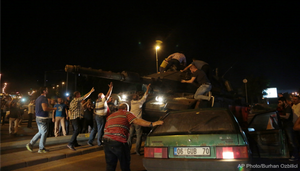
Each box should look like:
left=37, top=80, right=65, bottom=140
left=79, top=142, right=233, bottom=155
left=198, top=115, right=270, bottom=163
left=1, top=1, right=300, bottom=95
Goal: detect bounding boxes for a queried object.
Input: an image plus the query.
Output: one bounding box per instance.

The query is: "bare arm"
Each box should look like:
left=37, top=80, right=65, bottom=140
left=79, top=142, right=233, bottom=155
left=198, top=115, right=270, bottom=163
left=82, top=101, right=88, bottom=109
left=293, top=117, right=300, bottom=131
left=181, top=77, right=196, bottom=84
left=83, top=87, right=95, bottom=99
left=105, top=82, right=113, bottom=99
left=41, top=103, right=56, bottom=112
left=181, top=63, right=192, bottom=72
left=167, top=54, right=174, bottom=59
left=145, top=84, right=151, bottom=95
left=279, top=113, right=290, bottom=120
left=132, top=118, right=163, bottom=127
left=65, top=108, right=69, bottom=119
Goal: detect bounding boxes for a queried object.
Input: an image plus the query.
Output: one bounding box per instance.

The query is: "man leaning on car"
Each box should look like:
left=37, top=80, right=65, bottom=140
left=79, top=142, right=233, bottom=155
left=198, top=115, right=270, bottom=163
left=102, top=103, right=163, bottom=171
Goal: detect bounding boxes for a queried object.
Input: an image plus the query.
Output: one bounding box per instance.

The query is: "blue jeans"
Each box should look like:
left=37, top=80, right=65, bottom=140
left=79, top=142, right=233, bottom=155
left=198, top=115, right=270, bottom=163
left=68, top=118, right=82, bottom=147
left=194, top=84, right=211, bottom=100
left=88, top=115, right=106, bottom=146
left=284, top=125, right=299, bottom=158
left=127, top=124, right=142, bottom=154
left=104, top=138, right=131, bottom=171
left=30, top=117, right=49, bottom=149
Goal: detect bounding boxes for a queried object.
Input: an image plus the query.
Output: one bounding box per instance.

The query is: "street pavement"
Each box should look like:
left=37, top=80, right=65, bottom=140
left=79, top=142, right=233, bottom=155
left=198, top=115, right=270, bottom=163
left=0, top=120, right=103, bottom=171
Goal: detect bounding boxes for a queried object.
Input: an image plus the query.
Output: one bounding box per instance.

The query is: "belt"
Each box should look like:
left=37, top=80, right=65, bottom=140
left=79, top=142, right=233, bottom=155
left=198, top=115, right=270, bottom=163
left=202, top=82, right=211, bottom=85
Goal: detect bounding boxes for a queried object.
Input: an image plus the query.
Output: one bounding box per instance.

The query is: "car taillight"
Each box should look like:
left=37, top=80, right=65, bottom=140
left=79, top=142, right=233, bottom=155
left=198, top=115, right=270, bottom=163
left=144, top=147, right=168, bottom=158
left=216, top=146, right=248, bottom=159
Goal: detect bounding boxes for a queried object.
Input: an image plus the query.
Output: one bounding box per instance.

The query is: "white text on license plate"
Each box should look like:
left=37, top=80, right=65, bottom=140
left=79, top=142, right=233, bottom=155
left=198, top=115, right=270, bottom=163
left=174, top=147, right=210, bottom=156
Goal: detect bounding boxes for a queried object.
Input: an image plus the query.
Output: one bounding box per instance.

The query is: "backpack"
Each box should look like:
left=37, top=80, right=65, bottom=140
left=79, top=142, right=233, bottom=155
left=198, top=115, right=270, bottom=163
left=69, top=99, right=77, bottom=113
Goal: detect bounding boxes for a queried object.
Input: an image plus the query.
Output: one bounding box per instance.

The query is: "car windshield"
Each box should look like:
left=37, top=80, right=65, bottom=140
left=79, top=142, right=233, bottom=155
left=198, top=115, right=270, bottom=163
left=151, top=109, right=237, bottom=135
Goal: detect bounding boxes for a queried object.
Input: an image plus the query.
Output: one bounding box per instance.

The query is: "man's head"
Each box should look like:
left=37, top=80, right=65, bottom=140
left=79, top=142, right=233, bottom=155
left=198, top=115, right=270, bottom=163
left=51, top=99, right=56, bottom=105
left=118, top=103, right=129, bottom=111
left=39, top=87, right=48, bottom=95
left=57, top=98, right=62, bottom=104
left=292, top=96, right=300, bottom=105
left=73, top=91, right=81, bottom=98
left=278, top=97, right=287, bottom=107
left=132, top=94, right=139, bottom=100
left=189, top=64, right=198, bottom=73
left=98, top=93, right=105, bottom=99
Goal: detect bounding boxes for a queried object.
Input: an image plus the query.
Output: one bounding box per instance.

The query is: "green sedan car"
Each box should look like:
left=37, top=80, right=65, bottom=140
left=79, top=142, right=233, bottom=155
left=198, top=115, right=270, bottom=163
left=143, top=108, right=251, bottom=171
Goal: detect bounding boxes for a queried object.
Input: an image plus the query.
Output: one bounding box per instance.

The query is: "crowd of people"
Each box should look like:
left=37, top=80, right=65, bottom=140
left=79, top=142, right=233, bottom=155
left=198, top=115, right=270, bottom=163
left=19, top=82, right=163, bottom=171
left=1, top=96, right=27, bottom=134
left=276, top=95, right=300, bottom=161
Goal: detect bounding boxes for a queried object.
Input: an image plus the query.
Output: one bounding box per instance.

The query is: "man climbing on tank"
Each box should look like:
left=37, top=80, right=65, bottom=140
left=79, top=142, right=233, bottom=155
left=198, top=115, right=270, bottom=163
left=181, top=64, right=214, bottom=107
left=163, top=52, right=186, bottom=72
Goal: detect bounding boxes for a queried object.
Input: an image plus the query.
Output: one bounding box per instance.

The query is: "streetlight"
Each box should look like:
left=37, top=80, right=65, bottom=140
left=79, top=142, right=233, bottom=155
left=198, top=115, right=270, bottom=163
left=243, top=79, right=248, bottom=104
left=155, top=40, right=163, bottom=73
left=155, top=45, right=160, bottom=73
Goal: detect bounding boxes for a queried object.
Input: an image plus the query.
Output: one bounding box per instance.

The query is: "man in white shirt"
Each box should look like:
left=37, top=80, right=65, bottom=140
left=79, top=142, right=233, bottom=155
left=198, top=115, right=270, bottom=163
left=87, top=82, right=113, bottom=146
left=127, top=84, right=151, bottom=155
left=164, top=52, right=186, bottom=71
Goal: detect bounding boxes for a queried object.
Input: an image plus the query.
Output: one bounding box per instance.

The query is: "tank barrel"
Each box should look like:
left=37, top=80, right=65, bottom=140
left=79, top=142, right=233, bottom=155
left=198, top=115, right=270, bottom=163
left=65, top=65, right=142, bottom=83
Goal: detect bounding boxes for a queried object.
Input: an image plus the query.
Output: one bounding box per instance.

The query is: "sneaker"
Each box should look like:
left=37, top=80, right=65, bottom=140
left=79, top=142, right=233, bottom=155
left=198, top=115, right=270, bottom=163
left=87, top=142, right=94, bottom=146
left=67, top=144, right=76, bottom=151
left=26, top=143, right=33, bottom=152
left=289, top=156, right=298, bottom=161
left=38, top=148, right=49, bottom=153
left=211, top=96, right=215, bottom=107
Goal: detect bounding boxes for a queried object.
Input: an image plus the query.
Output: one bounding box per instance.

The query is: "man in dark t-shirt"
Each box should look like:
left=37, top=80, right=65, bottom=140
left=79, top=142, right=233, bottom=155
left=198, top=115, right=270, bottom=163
left=278, top=97, right=299, bottom=161
left=181, top=65, right=214, bottom=106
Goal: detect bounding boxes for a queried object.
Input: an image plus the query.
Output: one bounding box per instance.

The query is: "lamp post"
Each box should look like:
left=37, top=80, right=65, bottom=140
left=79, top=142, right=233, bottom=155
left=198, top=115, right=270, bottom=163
left=155, top=40, right=163, bottom=73
left=62, top=82, right=65, bottom=96
left=155, top=45, right=160, bottom=73
left=243, top=79, right=248, bottom=104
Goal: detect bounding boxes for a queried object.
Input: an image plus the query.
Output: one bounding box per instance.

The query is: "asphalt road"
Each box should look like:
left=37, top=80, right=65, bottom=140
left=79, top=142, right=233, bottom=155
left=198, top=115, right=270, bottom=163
left=14, top=146, right=146, bottom=171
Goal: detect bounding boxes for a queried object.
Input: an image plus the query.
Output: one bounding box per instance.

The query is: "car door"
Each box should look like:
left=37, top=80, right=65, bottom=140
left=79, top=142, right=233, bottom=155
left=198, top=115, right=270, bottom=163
left=247, top=111, right=289, bottom=158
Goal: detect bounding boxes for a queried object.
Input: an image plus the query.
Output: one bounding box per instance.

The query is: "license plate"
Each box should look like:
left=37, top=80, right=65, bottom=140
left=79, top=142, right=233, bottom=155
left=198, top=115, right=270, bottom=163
left=174, top=147, right=210, bottom=156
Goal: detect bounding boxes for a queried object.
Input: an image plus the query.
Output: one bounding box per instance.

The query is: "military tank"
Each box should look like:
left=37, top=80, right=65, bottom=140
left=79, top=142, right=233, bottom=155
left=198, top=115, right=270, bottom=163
left=65, top=65, right=239, bottom=122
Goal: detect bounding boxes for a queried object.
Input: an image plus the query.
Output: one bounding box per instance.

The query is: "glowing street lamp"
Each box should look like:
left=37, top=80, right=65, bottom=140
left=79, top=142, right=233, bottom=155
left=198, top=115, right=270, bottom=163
left=155, top=45, right=160, bottom=73
left=155, top=40, right=163, bottom=73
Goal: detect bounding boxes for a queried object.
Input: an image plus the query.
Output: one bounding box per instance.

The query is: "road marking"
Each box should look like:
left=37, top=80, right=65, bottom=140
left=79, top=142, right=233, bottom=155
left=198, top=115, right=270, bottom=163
left=37, top=152, right=105, bottom=171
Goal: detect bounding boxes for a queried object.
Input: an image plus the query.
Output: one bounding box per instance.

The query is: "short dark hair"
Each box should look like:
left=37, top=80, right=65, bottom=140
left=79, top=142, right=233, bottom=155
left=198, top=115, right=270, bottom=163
left=73, top=91, right=80, bottom=97
left=39, top=87, right=47, bottom=94
left=294, top=96, right=300, bottom=100
left=278, top=97, right=286, bottom=102
left=119, top=103, right=128, bottom=110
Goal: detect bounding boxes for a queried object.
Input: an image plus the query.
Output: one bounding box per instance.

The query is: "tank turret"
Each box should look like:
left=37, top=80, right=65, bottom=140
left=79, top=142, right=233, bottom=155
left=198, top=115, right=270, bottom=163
left=65, top=65, right=238, bottom=121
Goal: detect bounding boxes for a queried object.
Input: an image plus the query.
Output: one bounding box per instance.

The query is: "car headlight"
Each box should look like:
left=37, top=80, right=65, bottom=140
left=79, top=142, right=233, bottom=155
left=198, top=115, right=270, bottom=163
left=155, top=96, right=164, bottom=103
